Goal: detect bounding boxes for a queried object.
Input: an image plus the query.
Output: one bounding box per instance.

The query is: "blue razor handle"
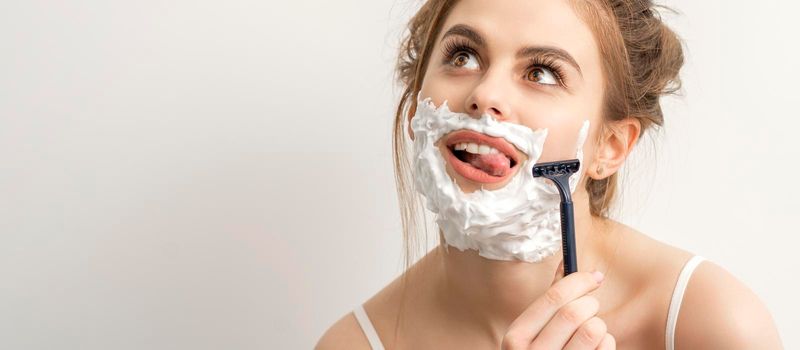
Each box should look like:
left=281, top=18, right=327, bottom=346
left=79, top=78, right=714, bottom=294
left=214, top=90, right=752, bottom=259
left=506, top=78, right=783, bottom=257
left=560, top=201, right=578, bottom=275
left=532, top=159, right=581, bottom=276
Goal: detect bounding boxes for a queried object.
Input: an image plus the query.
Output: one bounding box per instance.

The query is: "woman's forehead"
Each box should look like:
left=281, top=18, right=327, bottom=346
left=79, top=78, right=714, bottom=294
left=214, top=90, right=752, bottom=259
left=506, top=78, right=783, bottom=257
left=438, top=0, right=599, bottom=65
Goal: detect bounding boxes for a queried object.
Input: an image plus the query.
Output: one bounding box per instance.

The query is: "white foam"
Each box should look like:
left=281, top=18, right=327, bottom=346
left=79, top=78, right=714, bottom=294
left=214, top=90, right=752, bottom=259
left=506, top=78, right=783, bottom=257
left=411, top=95, right=590, bottom=263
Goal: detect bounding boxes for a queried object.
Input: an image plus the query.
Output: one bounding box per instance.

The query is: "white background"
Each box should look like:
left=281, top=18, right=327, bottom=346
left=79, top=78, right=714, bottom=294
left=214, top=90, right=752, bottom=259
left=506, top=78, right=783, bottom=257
left=1, top=0, right=798, bottom=349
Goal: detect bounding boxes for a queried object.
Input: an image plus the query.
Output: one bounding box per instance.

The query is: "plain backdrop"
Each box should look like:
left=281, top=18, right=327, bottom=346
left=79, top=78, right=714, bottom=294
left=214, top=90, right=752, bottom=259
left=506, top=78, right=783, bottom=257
left=1, top=0, right=798, bottom=349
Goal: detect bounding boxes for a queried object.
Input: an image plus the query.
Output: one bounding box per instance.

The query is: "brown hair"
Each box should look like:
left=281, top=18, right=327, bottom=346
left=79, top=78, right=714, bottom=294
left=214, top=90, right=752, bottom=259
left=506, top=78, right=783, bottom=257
left=391, top=0, right=684, bottom=270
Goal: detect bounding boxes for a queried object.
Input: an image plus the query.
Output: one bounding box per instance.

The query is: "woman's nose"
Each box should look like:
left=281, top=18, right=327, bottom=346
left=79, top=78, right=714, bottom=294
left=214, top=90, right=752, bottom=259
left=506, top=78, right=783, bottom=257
left=464, top=71, right=513, bottom=122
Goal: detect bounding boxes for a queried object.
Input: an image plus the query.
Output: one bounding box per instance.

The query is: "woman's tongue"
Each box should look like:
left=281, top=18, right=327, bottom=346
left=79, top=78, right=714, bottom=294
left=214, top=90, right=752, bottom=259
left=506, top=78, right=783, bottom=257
left=462, top=152, right=511, bottom=177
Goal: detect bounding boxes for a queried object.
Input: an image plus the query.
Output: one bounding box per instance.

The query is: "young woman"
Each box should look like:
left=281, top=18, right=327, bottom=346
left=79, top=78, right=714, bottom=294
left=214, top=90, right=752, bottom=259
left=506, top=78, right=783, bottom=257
left=317, top=0, right=783, bottom=349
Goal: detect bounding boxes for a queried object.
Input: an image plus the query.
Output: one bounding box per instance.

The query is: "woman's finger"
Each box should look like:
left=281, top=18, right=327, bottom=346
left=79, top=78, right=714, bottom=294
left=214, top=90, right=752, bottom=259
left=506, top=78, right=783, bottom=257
left=595, top=332, right=616, bottom=350
left=502, top=270, right=603, bottom=346
left=529, top=296, right=601, bottom=349
left=560, top=316, right=608, bottom=350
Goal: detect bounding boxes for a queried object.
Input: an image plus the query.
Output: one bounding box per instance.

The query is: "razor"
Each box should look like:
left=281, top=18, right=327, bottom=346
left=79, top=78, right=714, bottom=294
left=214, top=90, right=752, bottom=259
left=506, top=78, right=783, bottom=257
left=532, top=159, right=580, bottom=276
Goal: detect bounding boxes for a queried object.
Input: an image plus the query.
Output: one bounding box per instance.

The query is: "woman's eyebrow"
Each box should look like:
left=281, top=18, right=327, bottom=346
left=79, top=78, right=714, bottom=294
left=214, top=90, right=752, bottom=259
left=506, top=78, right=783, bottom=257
left=517, top=46, right=583, bottom=77
left=440, top=24, right=485, bottom=48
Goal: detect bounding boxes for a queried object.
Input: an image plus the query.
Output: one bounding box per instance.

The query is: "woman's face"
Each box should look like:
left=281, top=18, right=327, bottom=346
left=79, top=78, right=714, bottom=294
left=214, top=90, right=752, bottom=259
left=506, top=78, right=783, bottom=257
left=413, top=0, right=606, bottom=193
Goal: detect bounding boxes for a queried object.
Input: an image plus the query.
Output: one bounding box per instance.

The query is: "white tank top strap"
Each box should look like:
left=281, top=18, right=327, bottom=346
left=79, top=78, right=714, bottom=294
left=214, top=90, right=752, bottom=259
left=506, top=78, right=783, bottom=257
left=665, top=255, right=706, bottom=350
left=353, top=304, right=385, bottom=350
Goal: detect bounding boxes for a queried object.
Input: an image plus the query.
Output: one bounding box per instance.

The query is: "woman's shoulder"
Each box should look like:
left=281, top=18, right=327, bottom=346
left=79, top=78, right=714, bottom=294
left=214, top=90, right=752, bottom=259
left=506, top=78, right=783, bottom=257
left=315, top=259, right=421, bottom=349
left=314, top=310, right=372, bottom=350
left=612, top=222, right=782, bottom=349
left=672, top=258, right=783, bottom=348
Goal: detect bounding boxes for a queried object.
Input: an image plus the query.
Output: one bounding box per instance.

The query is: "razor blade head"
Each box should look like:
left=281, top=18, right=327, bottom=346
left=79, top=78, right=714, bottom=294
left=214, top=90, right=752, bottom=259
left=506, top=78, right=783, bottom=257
left=532, top=159, right=581, bottom=178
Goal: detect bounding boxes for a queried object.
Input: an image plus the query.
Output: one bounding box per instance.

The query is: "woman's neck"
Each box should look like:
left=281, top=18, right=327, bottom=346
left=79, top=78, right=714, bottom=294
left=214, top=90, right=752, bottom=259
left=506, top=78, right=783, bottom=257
left=429, top=194, right=614, bottom=343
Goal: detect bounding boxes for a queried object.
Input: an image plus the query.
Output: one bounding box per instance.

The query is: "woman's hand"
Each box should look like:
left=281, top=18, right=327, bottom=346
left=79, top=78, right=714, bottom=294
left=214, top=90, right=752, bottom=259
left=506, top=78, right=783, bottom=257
left=501, top=262, right=615, bottom=350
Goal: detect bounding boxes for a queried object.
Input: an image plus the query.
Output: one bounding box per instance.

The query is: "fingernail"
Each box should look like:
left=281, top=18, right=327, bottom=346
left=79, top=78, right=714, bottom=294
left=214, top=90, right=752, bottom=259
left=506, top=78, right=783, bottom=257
left=592, top=270, right=605, bottom=283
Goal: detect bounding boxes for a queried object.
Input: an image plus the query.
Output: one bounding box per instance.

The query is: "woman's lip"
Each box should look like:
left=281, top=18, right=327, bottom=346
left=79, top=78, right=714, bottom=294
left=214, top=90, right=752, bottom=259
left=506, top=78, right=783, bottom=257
left=443, top=143, right=520, bottom=184
left=443, top=130, right=521, bottom=165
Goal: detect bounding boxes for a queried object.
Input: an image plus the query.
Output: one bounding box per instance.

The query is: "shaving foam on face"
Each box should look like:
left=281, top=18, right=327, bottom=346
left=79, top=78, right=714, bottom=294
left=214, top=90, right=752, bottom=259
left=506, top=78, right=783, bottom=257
left=411, top=95, right=590, bottom=263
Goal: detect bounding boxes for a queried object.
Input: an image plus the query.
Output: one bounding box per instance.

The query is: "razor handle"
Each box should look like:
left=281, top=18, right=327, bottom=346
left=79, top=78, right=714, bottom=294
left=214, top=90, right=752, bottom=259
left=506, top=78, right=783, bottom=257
left=560, top=201, right=578, bottom=276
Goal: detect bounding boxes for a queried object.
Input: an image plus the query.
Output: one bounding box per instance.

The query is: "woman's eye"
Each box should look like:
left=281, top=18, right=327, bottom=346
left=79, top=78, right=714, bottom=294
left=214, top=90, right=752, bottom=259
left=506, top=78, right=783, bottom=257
left=526, top=67, right=558, bottom=85
left=450, top=52, right=479, bottom=70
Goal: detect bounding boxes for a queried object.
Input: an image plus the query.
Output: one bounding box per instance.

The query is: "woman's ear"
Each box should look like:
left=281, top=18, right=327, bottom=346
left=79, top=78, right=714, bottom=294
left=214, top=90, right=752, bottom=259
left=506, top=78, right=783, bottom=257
left=588, top=117, right=641, bottom=179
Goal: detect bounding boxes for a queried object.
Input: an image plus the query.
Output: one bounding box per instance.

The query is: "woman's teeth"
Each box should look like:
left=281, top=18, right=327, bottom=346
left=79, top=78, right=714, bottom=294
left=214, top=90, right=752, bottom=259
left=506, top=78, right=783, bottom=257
left=453, top=142, right=501, bottom=155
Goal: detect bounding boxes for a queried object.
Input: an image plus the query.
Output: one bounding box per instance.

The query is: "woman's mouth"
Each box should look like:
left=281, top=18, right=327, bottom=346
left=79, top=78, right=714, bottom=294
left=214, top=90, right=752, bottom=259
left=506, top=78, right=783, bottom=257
left=443, top=130, right=521, bottom=184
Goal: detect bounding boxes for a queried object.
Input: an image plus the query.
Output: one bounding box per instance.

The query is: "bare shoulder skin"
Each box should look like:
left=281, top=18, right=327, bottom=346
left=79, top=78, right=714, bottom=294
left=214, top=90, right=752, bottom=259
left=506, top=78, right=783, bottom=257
left=672, top=256, right=783, bottom=348
left=314, top=312, right=372, bottom=350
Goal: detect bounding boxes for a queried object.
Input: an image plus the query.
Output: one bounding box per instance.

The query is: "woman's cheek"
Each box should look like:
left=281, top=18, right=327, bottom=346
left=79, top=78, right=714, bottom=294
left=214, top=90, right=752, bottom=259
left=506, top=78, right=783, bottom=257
left=529, top=116, right=590, bottom=162
left=420, top=71, right=479, bottom=110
